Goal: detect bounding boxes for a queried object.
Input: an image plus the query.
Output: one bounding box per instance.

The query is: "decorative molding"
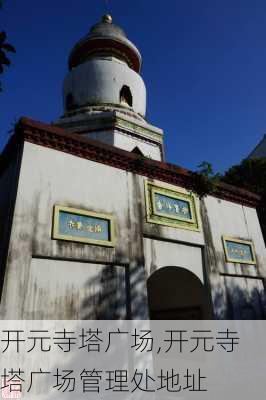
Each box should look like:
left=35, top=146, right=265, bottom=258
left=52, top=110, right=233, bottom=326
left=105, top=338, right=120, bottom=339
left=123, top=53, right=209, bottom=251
left=14, top=117, right=261, bottom=208
left=61, top=104, right=145, bottom=122
left=115, top=117, right=163, bottom=142
left=56, top=121, right=163, bottom=146
left=56, top=112, right=163, bottom=143
left=69, top=39, right=141, bottom=72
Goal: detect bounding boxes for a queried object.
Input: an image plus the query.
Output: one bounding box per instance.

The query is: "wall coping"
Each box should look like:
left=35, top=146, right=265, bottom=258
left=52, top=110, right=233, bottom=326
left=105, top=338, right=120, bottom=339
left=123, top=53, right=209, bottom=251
left=5, top=116, right=260, bottom=209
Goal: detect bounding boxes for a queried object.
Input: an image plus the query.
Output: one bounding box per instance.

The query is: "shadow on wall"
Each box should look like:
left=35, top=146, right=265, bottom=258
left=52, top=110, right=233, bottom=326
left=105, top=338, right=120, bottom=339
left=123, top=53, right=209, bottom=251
left=206, top=273, right=266, bottom=320
left=223, top=276, right=266, bottom=319
left=80, top=264, right=266, bottom=320
left=80, top=264, right=128, bottom=320
left=80, top=257, right=149, bottom=320
left=23, top=256, right=266, bottom=320
left=22, top=257, right=149, bottom=320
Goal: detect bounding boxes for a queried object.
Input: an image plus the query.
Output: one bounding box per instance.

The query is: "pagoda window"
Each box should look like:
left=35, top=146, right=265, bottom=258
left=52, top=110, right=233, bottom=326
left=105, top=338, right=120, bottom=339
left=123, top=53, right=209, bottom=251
left=120, top=85, right=132, bottom=107
left=66, top=93, right=75, bottom=111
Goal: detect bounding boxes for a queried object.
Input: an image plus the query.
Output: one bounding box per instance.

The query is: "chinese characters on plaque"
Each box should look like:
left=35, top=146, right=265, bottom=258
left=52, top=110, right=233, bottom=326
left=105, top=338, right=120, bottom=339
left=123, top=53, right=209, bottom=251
left=52, top=205, right=115, bottom=247
left=222, top=236, right=256, bottom=264
left=145, top=182, right=200, bottom=231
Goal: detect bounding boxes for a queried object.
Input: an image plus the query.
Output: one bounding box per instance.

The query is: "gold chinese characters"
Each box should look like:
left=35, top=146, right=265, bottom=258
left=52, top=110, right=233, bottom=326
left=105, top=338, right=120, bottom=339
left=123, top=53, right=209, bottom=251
left=67, top=220, right=102, bottom=233
left=156, top=199, right=189, bottom=215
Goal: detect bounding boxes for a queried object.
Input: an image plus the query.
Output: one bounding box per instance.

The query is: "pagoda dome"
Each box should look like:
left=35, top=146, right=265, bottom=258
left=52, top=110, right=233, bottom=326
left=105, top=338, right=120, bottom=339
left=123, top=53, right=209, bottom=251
left=68, top=14, right=142, bottom=73
left=63, top=15, right=146, bottom=118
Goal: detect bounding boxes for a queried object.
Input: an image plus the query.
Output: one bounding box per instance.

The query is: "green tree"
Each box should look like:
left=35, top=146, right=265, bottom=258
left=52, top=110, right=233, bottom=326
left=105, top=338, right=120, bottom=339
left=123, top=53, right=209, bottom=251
left=0, top=1, right=15, bottom=91
left=197, top=161, right=214, bottom=177
left=192, top=161, right=221, bottom=198
left=222, top=157, right=266, bottom=241
left=223, top=158, right=266, bottom=197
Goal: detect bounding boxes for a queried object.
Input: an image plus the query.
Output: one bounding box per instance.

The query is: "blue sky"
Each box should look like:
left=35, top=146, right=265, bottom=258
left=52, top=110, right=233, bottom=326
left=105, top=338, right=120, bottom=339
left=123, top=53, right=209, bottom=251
left=1, top=0, right=266, bottom=173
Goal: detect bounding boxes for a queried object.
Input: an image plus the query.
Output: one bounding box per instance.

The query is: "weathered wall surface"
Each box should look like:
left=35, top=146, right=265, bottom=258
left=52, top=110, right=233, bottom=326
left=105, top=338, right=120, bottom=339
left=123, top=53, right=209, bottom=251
left=143, top=238, right=204, bottom=282
left=202, top=196, right=266, bottom=318
left=63, top=58, right=146, bottom=116
left=23, top=258, right=128, bottom=320
left=0, top=142, right=148, bottom=319
left=113, top=130, right=162, bottom=160
left=56, top=109, right=164, bottom=161
left=0, top=141, right=23, bottom=298
left=0, top=160, right=17, bottom=266
left=87, top=129, right=162, bottom=160
left=1, top=141, right=265, bottom=319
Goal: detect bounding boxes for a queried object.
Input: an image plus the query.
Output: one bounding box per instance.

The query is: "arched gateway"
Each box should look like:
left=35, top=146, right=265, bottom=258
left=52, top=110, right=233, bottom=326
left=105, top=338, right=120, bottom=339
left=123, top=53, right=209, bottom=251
left=147, top=266, right=212, bottom=320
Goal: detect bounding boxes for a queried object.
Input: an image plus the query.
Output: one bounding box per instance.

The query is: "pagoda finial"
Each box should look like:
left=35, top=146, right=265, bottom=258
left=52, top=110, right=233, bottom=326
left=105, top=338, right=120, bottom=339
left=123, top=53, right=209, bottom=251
left=102, top=14, right=112, bottom=24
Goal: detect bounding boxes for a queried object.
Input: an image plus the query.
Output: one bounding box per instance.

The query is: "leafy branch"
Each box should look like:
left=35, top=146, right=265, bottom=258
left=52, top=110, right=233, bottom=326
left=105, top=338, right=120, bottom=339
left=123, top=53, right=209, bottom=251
left=0, top=2, right=16, bottom=92
left=192, top=161, right=221, bottom=198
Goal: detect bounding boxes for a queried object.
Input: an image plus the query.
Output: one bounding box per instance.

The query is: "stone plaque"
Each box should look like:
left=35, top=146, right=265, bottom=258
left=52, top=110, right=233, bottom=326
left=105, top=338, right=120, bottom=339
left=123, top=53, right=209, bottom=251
left=222, top=236, right=256, bottom=264
left=145, top=182, right=200, bottom=231
left=52, top=205, right=115, bottom=246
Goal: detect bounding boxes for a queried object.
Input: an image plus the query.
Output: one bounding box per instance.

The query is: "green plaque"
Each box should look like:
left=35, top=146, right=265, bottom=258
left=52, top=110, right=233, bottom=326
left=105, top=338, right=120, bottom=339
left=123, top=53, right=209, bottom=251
left=222, top=236, right=256, bottom=264
left=52, top=205, right=115, bottom=247
left=145, top=182, right=200, bottom=231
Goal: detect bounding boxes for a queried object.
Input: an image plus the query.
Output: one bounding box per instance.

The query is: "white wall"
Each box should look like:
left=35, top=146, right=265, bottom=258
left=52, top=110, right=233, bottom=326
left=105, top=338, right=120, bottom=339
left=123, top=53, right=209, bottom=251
left=0, top=142, right=148, bottom=319
left=143, top=238, right=204, bottom=282
left=202, top=196, right=266, bottom=318
left=23, top=258, right=127, bottom=319
left=114, top=130, right=162, bottom=160
left=1, top=141, right=266, bottom=319
left=63, top=58, right=146, bottom=116
left=203, top=196, right=266, bottom=276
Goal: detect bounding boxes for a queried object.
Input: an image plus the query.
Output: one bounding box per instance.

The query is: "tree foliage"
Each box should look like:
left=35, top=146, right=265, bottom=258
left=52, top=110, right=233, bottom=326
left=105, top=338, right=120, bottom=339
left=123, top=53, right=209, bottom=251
left=222, top=157, right=266, bottom=240
left=0, top=2, right=16, bottom=91
left=197, top=161, right=214, bottom=177
left=192, top=161, right=221, bottom=198
left=222, top=158, right=266, bottom=196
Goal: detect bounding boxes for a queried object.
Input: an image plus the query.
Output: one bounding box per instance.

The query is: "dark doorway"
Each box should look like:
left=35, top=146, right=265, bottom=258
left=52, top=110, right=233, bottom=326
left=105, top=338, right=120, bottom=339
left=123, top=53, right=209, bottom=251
left=147, top=266, right=212, bottom=320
